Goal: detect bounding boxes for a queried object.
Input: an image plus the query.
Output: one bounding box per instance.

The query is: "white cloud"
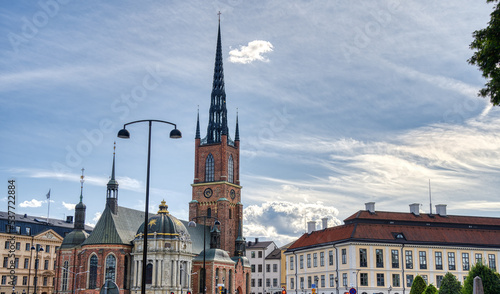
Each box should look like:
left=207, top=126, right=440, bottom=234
left=62, top=202, right=76, bottom=210
left=86, top=212, right=102, bottom=228
left=19, top=199, right=43, bottom=208
left=229, top=40, right=274, bottom=64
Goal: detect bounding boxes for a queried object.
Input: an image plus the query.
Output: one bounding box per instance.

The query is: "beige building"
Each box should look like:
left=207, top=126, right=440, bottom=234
left=284, top=203, right=500, bottom=294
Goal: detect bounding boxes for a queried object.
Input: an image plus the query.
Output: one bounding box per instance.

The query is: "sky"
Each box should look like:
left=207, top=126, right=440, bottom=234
left=1, top=1, right=499, bottom=247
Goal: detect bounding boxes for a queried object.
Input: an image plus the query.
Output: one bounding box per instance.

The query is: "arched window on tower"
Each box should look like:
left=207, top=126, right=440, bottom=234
left=145, top=263, right=153, bottom=284
left=88, top=255, right=98, bottom=289
left=207, top=208, right=212, bottom=218
left=228, top=155, right=234, bottom=183
left=205, top=154, right=215, bottom=182
left=105, top=254, right=116, bottom=282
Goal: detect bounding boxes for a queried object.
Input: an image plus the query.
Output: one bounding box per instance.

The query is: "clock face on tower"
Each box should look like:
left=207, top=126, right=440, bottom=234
left=204, top=188, right=213, bottom=198
left=230, top=189, right=236, bottom=200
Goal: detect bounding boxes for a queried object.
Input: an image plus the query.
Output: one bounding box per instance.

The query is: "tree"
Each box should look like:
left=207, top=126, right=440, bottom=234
left=462, top=261, right=500, bottom=294
left=424, top=284, right=438, bottom=294
left=437, top=272, right=461, bottom=294
left=469, top=0, right=500, bottom=105
left=410, top=275, right=427, bottom=294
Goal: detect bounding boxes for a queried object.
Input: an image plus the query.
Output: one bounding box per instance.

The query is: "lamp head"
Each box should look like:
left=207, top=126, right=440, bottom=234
left=117, top=128, right=130, bottom=139
left=188, top=221, right=196, bottom=228
left=214, top=220, right=221, bottom=226
left=170, top=128, right=182, bottom=139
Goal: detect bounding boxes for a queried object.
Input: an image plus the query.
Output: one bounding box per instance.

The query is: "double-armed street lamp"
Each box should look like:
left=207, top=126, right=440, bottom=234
left=62, top=268, right=89, bottom=294
left=188, top=216, right=221, bottom=294
left=31, top=245, right=43, bottom=294
left=117, top=119, right=182, bottom=294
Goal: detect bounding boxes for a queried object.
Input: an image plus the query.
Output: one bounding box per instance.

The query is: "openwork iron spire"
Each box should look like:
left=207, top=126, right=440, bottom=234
left=206, top=17, right=228, bottom=144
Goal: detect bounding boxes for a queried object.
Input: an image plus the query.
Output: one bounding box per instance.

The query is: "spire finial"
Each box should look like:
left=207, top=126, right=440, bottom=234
left=80, top=168, right=85, bottom=203
left=218, top=11, right=221, bottom=23
left=111, top=143, right=116, bottom=181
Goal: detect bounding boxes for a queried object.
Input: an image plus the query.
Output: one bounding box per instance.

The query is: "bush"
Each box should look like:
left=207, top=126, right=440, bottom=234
left=424, top=284, right=437, bottom=294
left=437, top=272, right=461, bottom=294
left=462, top=261, right=500, bottom=294
left=410, top=275, right=427, bottom=294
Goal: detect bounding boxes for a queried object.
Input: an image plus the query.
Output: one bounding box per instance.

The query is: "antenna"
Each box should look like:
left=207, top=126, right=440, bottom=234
left=429, top=179, right=432, bottom=215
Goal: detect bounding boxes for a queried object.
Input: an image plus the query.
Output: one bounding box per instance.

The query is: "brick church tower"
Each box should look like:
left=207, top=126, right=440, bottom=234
left=189, top=17, right=242, bottom=257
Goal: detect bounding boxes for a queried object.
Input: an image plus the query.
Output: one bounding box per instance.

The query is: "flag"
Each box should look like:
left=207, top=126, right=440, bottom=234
left=46, top=189, right=51, bottom=199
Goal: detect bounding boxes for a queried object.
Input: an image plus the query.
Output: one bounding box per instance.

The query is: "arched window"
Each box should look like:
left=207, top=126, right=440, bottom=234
left=228, top=270, right=232, bottom=294
left=228, top=155, right=234, bottom=183
left=207, top=208, right=212, bottom=218
left=61, top=261, right=69, bottom=291
left=145, top=263, right=153, bottom=285
left=105, top=254, right=116, bottom=282
left=123, top=256, right=128, bottom=289
left=229, top=208, right=232, bottom=219
left=205, top=154, right=214, bottom=182
left=89, top=255, right=98, bottom=289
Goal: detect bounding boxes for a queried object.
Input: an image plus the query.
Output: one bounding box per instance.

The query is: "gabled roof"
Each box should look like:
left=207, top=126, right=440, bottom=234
left=82, top=206, right=148, bottom=246
left=266, top=248, right=281, bottom=260
left=287, top=210, right=500, bottom=252
left=247, top=240, right=274, bottom=249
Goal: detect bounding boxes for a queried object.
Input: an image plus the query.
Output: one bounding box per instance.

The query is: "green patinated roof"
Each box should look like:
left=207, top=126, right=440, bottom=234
left=83, top=206, right=151, bottom=246
left=193, top=248, right=235, bottom=264
left=218, top=198, right=229, bottom=202
left=61, top=229, right=89, bottom=249
left=189, top=200, right=199, bottom=204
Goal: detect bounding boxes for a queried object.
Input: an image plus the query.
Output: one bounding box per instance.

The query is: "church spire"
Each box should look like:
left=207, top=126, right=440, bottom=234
left=235, top=111, right=240, bottom=141
left=195, top=107, right=200, bottom=139
left=74, top=168, right=86, bottom=230
left=206, top=14, right=228, bottom=144
left=106, top=143, right=118, bottom=214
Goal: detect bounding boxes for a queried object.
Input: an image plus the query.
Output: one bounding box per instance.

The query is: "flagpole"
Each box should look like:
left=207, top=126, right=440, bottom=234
left=46, top=189, right=51, bottom=225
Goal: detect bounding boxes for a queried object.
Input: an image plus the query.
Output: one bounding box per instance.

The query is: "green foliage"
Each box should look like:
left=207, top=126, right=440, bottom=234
left=438, top=272, right=461, bottom=294
left=410, top=275, right=427, bottom=294
left=462, top=261, right=500, bottom=294
left=424, top=284, right=438, bottom=294
left=469, top=0, right=500, bottom=105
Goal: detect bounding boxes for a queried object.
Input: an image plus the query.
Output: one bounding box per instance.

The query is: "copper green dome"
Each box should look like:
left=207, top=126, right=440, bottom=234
left=135, top=200, right=189, bottom=240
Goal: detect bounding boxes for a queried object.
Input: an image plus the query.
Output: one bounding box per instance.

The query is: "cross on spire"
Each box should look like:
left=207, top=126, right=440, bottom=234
left=218, top=11, right=221, bottom=22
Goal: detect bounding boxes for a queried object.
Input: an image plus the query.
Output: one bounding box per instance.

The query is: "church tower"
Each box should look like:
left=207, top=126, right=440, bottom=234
left=190, top=17, right=242, bottom=257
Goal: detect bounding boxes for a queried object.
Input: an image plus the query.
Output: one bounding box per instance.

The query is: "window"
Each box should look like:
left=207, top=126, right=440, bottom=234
left=476, top=253, right=482, bottom=264
left=22, top=276, right=27, bottom=286
left=258, top=279, right=262, bottom=287
left=307, top=254, right=311, bottom=268
left=43, top=277, right=48, bottom=286
left=360, top=273, right=368, bottom=286
left=329, top=274, right=335, bottom=287
left=205, top=154, right=214, bottom=182
left=273, top=278, right=278, bottom=287
left=320, top=252, right=324, bottom=266
left=44, top=260, right=49, bottom=270
left=342, top=273, right=347, bottom=286
left=228, top=155, right=234, bottom=183
left=251, top=279, right=255, bottom=287
left=300, top=277, right=304, bottom=289
left=26, top=227, right=31, bottom=236
left=313, top=253, right=317, bottom=267
left=406, top=275, right=414, bottom=287
left=360, top=249, right=367, bottom=267
left=24, top=258, right=29, bottom=269
left=376, top=249, right=384, bottom=268
left=300, top=255, right=304, bottom=269
left=3, top=241, right=8, bottom=249
left=251, top=265, right=255, bottom=272
left=321, top=275, right=325, bottom=287
left=419, top=251, right=427, bottom=269
left=266, top=264, right=270, bottom=272
left=290, top=256, right=294, bottom=270
left=62, top=261, right=69, bottom=290
left=448, top=252, right=456, bottom=270
left=1, top=276, right=5, bottom=285
left=489, top=254, right=496, bottom=270
left=266, top=279, right=270, bottom=287
left=392, top=274, right=400, bottom=287
left=251, top=251, right=255, bottom=258
left=105, top=254, right=116, bottom=282
left=377, top=274, right=385, bottom=286
left=307, top=276, right=312, bottom=288
left=342, top=249, right=347, bottom=264
left=258, top=251, right=263, bottom=258
left=436, top=275, right=444, bottom=288
left=16, top=242, right=20, bottom=250
left=258, top=265, right=262, bottom=272
left=25, top=243, right=30, bottom=251
left=435, top=252, right=443, bottom=270
left=290, top=278, right=294, bottom=289
left=273, top=264, right=278, bottom=272
left=422, top=275, right=428, bottom=284
left=45, top=245, right=50, bottom=253
left=14, top=258, right=18, bottom=269
left=405, top=250, right=413, bottom=269
left=2, top=257, right=7, bottom=268
left=15, top=226, right=20, bottom=234
left=329, top=250, right=334, bottom=265
left=207, top=208, right=212, bottom=218
left=391, top=249, right=399, bottom=268
left=89, top=255, right=98, bottom=289
left=463, top=253, right=470, bottom=271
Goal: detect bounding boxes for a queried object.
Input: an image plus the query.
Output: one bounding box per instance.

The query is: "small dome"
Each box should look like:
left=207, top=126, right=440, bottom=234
left=75, top=201, right=86, bottom=209
left=60, top=229, right=89, bottom=249
left=136, top=200, right=190, bottom=240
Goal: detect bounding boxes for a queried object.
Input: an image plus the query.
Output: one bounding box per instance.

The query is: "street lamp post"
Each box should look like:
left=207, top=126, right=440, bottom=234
left=31, top=245, right=43, bottom=294
left=352, top=270, right=359, bottom=293
left=62, top=268, right=89, bottom=294
left=117, top=119, right=181, bottom=294
left=388, top=285, right=392, bottom=294
left=188, top=216, right=221, bottom=294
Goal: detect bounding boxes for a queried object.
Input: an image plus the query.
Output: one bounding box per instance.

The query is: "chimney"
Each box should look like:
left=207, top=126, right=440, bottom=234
left=435, top=204, right=447, bottom=217
left=365, top=202, right=375, bottom=213
left=409, top=203, right=420, bottom=216
left=66, top=216, right=73, bottom=223
left=255, top=237, right=259, bottom=244
left=307, top=221, right=316, bottom=234
left=322, top=217, right=328, bottom=230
